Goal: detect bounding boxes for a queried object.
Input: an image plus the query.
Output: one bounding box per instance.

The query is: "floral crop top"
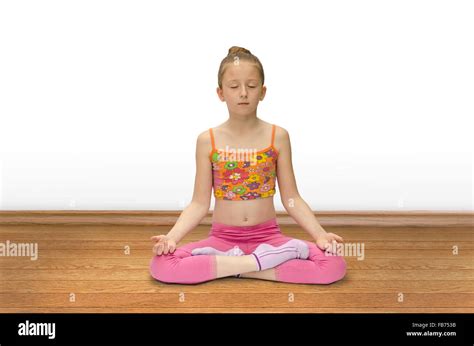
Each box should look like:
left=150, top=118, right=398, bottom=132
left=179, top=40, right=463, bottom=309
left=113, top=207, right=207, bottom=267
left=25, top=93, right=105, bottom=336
left=209, top=124, right=279, bottom=201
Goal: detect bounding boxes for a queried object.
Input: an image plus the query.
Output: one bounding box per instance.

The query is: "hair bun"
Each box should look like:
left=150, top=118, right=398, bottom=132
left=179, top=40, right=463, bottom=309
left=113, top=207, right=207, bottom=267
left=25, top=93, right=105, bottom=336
left=228, top=46, right=251, bottom=55
left=218, top=45, right=264, bottom=89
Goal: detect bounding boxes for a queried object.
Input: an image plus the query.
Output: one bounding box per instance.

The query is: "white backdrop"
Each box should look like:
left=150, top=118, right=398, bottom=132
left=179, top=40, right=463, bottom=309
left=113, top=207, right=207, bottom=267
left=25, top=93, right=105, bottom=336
left=0, top=0, right=472, bottom=211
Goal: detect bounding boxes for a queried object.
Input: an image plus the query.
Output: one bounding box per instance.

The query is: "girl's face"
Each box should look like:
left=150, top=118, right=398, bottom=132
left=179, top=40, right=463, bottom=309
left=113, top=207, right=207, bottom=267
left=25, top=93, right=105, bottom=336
left=217, top=61, right=266, bottom=114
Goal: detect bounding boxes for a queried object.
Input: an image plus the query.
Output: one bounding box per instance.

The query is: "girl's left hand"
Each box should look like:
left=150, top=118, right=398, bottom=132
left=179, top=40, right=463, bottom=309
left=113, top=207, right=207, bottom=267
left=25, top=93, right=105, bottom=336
left=315, top=232, right=344, bottom=253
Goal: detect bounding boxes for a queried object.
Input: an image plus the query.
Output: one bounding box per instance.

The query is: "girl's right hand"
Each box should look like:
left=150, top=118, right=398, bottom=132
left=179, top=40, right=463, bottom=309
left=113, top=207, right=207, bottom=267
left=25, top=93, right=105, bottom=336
left=150, top=235, right=177, bottom=255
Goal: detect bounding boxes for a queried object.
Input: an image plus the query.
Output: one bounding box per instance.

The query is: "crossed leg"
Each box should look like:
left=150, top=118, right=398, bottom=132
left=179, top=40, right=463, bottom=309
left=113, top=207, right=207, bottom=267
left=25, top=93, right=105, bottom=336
left=150, top=234, right=346, bottom=285
left=244, top=235, right=347, bottom=284
left=150, top=235, right=259, bottom=284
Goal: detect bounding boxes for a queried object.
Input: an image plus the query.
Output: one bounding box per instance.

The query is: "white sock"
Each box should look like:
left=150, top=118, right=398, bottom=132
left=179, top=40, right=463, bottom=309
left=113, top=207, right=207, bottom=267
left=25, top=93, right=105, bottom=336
left=191, top=245, right=245, bottom=257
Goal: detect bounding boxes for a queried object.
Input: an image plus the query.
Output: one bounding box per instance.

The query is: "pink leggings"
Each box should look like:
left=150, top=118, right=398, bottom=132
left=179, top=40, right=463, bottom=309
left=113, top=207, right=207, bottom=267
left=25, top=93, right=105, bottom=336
left=149, top=218, right=347, bottom=285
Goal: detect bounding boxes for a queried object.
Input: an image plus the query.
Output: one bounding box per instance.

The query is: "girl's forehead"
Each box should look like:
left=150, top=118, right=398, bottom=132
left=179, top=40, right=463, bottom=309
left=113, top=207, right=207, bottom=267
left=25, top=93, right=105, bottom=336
left=224, top=63, right=260, bottom=80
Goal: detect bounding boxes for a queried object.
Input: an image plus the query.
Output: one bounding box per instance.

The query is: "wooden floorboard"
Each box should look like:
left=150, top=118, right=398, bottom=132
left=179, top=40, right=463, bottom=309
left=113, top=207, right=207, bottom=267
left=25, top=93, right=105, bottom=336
left=0, top=225, right=472, bottom=313
left=1, top=307, right=470, bottom=313
left=1, top=280, right=472, bottom=293
left=0, top=293, right=472, bottom=308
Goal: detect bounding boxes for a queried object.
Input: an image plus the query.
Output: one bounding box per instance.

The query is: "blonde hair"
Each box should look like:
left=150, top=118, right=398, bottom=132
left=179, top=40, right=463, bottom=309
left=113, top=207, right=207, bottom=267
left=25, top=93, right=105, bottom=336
left=217, top=46, right=265, bottom=89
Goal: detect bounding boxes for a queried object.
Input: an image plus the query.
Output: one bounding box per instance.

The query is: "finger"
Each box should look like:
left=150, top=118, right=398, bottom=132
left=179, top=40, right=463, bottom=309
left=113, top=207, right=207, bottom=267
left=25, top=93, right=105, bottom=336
left=335, top=235, right=344, bottom=242
left=150, top=235, right=163, bottom=242
left=163, top=241, right=169, bottom=255
left=325, top=242, right=336, bottom=253
left=169, top=243, right=176, bottom=253
left=155, top=243, right=163, bottom=255
left=322, top=242, right=330, bottom=251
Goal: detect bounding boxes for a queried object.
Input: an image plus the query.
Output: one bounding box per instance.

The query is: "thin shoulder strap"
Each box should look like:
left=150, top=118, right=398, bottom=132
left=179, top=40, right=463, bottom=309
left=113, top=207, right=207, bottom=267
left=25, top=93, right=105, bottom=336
left=271, top=124, right=276, bottom=147
left=209, top=128, right=216, bottom=150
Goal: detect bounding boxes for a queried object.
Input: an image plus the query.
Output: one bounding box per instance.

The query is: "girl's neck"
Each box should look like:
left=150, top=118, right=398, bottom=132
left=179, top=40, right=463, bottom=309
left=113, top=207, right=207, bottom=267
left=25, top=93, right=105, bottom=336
left=224, top=116, right=261, bottom=135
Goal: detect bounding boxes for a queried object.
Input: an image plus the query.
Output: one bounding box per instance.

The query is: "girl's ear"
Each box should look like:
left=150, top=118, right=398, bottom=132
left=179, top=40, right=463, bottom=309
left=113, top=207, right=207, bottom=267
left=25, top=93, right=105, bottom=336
left=260, top=85, right=267, bottom=100
left=216, top=87, right=225, bottom=101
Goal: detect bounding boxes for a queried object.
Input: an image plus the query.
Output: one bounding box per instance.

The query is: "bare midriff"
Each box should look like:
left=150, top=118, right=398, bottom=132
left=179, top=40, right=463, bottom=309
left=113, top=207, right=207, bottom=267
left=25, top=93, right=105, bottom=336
left=212, top=196, right=277, bottom=226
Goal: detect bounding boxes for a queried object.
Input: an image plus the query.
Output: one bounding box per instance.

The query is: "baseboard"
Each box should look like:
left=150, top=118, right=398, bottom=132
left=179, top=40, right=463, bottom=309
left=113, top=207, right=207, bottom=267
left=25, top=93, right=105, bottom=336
left=0, top=210, right=472, bottom=227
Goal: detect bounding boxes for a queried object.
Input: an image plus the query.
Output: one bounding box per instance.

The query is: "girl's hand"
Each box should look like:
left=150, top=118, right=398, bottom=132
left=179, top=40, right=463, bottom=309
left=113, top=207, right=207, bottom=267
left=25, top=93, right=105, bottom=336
left=315, top=232, right=344, bottom=254
left=150, top=235, right=177, bottom=255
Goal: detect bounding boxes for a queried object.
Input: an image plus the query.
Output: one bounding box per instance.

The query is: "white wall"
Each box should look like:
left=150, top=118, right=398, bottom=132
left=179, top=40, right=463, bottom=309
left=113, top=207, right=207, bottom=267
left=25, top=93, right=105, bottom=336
left=0, top=0, right=472, bottom=211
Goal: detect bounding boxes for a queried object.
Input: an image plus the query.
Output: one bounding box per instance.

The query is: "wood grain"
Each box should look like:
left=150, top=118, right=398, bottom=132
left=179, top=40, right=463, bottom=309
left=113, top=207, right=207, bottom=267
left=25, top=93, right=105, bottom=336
left=0, top=224, right=472, bottom=313
left=0, top=210, right=472, bottom=227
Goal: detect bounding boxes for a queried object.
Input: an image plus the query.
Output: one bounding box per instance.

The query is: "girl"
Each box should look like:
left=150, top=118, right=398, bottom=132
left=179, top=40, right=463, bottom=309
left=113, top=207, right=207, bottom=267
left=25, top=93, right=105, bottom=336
left=149, top=46, right=346, bottom=284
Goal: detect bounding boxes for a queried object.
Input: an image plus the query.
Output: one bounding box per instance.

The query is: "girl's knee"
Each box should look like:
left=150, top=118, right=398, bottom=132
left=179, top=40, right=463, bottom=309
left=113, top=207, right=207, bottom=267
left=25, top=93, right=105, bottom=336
left=325, top=255, right=347, bottom=283
left=149, top=255, right=175, bottom=283
left=336, top=255, right=347, bottom=277
left=149, top=255, right=162, bottom=280
left=308, top=255, right=347, bottom=284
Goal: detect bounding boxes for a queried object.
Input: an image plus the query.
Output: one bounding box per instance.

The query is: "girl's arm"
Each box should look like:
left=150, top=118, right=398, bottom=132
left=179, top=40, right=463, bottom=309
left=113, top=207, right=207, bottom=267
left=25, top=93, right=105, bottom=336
left=276, top=127, right=343, bottom=250
left=165, top=130, right=213, bottom=243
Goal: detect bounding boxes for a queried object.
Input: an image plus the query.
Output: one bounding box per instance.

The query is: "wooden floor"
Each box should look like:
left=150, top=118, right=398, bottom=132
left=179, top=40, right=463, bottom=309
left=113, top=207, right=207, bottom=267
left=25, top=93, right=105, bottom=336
left=0, top=224, right=472, bottom=313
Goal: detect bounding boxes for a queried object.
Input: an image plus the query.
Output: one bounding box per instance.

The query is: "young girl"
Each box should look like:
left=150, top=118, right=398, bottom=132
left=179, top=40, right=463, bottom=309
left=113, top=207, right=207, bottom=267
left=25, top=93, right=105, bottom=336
left=149, top=46, right=346, bottom=285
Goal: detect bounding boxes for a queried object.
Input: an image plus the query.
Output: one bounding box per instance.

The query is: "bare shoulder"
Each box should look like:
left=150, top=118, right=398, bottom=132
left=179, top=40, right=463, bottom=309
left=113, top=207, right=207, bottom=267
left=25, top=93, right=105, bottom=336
left=196, top=128, right=211, bottom=143
left=197, top=122, right=227, bottom=142
left=274, top=124, right=289, bottom=139
left=195, top=128, right=214, bottom=156
left=274, top=124, right=290, bottom=152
